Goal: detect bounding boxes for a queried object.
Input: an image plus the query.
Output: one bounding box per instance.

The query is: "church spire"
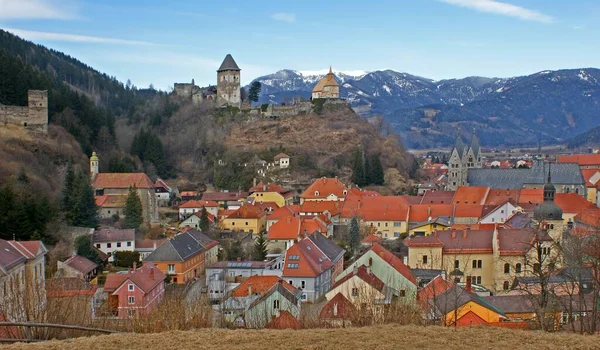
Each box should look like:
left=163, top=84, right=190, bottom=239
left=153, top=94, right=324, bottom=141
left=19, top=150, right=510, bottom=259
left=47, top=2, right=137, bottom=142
left=328, top=66, right=333, bottom=75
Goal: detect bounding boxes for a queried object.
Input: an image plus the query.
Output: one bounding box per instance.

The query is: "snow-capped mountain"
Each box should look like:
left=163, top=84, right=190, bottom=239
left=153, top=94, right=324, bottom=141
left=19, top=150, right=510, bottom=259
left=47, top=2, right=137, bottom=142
left=247, top=68, right=600, bottom=148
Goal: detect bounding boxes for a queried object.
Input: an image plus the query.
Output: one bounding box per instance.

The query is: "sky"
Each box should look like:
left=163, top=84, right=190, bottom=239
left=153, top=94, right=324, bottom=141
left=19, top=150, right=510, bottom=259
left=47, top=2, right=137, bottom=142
left=1, top=0, right=599, bottom=90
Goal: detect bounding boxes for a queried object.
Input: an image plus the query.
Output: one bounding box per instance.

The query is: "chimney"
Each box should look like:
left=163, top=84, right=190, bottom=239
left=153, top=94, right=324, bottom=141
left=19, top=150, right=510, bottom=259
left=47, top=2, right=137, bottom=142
left=368, top=257, right=373, bottom=267
left=462, top=229, right=467, bottom=238
left=466, top=277, right=472, bottom=292
left=248, top=283, right=253, bottom=296
left=150, top=267, right=155, bottom=280
left=262, top=184, right=266, bottom=191
left=253, top=178, right=257, bottom=187
left=133, top=263, right=137, bottom=272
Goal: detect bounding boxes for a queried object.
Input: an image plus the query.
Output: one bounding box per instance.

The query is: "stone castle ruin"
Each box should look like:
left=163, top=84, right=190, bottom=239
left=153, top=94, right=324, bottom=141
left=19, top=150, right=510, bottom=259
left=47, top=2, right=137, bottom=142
left=0, top=90, right=48, bottom=132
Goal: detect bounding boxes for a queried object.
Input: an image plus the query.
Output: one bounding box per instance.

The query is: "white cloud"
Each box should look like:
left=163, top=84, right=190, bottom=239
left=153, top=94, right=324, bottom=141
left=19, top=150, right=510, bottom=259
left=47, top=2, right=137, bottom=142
left=271, top=12, right=296, bottom=23
left=0, top=0, right=79, bottom=20
left=3, top=28, right=156, bottom=46
left=438, top=0, right=553, bottom=23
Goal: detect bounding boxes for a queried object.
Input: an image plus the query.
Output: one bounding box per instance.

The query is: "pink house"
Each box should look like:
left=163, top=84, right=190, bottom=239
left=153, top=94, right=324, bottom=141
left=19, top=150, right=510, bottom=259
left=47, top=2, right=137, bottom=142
left=104, top=262, right=166, bottom=318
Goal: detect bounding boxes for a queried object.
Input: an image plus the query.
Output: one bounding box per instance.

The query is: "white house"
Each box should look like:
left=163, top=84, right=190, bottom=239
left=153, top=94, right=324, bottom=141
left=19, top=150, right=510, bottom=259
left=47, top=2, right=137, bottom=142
left=91, top=228, right=135, bottom=262
left=478, top=201, right=520, bottom=224
left=178, top=200, right=220, bottom=220
left=274, top=153, right=290, bottom=169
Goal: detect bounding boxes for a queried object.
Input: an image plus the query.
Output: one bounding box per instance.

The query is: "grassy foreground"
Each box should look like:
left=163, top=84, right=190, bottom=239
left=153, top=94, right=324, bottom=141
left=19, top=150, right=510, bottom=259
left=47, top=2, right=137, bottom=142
left=4, top=324, right=599, bottom=350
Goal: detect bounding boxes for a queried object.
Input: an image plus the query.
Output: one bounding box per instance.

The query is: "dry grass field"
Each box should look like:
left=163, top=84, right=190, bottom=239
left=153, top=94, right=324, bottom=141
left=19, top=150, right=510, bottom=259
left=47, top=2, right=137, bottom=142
left=5, top=324, right=600, bottom=350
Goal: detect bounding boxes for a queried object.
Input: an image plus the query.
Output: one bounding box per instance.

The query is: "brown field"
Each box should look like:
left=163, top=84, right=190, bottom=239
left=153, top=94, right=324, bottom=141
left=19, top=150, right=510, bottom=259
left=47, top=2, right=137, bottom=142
left=5, top=324, right=600, bottom=350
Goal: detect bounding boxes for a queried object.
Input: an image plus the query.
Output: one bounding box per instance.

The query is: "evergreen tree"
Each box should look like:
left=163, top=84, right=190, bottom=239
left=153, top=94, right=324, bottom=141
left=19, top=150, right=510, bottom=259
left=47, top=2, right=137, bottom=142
left=368, top=154, right=385, bottom=185
left=252, top=232, right=268, bottom=261
left=61, top=161, right=75, bottom=216
left=70, top=172, right=98, bottom=227
left=409, top=157, right=421, bottom=180
left=351, top=147, right=366, bottom=186
left=124, top=185, right=143, bottom=229
left=199, top=207, right=210, bottom=232
left=349, top=217, right=361, bottom=253
left=248, top=81, right=262, bottom=103
left=228, top=239, right=245, bottom=260
left=75, top=235, right=101, bottom=264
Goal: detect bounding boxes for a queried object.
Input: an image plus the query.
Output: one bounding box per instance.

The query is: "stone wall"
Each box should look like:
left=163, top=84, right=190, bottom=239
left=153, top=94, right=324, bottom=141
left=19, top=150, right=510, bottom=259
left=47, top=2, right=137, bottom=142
left=0, top=90, right=48, bottom=132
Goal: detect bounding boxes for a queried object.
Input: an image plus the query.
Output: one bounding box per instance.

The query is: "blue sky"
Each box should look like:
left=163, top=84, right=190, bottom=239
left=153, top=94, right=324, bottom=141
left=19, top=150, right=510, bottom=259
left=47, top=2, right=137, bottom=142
left=1, top=0, right=599, bottom=90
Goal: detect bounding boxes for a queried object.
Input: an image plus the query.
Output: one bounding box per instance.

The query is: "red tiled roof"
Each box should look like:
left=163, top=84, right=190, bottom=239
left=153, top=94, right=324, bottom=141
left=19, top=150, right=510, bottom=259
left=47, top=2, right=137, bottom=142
left=557, top=154, right=600, bottom=166
left=405, top=234, right=444, bottom=248
left=134, top=239, right=167, bottom=249
left=92, top=173, right=154, bottom=189
left=249, top=181, right=290, bottom=196
left=225, top=204, right=266, bottom=220
left=320, top=293, right=357, bottom=320
left=179, top=200, right=219, bottom=209
left=518, top=189, right=543, bottom=205
left=104, top=262, right=165, bottom=294
left=580, top=169, right=600, bottom=187
left=92, top=228, right=135, bottom=243
left=484, top=189, right=520, bottom=206
left=231, top=276, right=296, bottom=297
left=408, top=204, right=453, bottom=222
left=453, top=205, right=484, bottom=219
left=361, top=233, right=382, bottom=244
left=408, top=229, right=494, bottom=254
left=274, top=153, right=290, bottom=160
left=497, top=229, right=539, bottom=256
left=63, top=255, right=98, bottom=274
left=418, top=275, right=454, bottom=304
left=202, top=191, right=248, bottom=202
left=300, top=177, right=347, bottom=199
left=253, top=201, right=280, bottom=213
left=269, top=205, right=299, bottom=221
left=342, top=196, right=409, bottom=221
left=369, top=244, right=417, bottom=285
left=6, top=240, right=47, bottom=260
left=192, top=210, right=216, bottom=223
left=267, top=216, right=301, bottom=240
left=265, top=310, right=302, bottom=329
left=95, top=195, right=127, bottom=208
left=283, top=238, right=333, bottom=278
left=555, top=193, right=598, bottom=214
left=452, top=186, right=489, bottom=205
left=180, top=191, right=198, bottom=197
left=299, top=200, right=342, bottom=216
left=332, top=265, right=385, bottom=292
left=419, top=191, right=455, bottom=204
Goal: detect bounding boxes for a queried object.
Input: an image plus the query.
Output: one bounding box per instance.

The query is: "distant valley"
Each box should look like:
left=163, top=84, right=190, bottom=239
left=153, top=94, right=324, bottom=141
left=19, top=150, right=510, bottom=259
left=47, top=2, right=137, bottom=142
left=249, top=68, right=600, bottom=149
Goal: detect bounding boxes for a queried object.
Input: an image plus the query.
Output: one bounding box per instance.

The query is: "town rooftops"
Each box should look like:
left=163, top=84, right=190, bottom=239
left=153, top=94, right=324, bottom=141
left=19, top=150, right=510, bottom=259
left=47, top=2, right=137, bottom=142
left=300, top=177, right=347, bottom=199
left=104, top=262, right=165, bottom=294
left=557, top=154, right=600, bottom=167
left=249, top=181, right=290, bottom=195
left=419, top=190, right=454, bottom=204
left=62, top=255, right=98, bottom=275
left=226, top=204, right=266, bottom=220
left=431, top=285, right=506, bottom=318
left=299, top=200, right=342, bottom=216
left=92, top=228, right=135, bottom=243
left=217, top=54, right=240, bottom=72
left=202, top=191, right=248, bottom=202
left=306, top=232, right=344, bottom=263
left=91, top=173, right=154, bottom=189
left=342, top=196, right=409, bottom=221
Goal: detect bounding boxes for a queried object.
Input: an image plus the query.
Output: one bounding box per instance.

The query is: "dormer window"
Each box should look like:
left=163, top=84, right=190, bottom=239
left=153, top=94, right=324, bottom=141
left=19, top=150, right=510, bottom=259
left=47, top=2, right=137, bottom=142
left=343, top=190, right=348, bottom=196
left=314, top=191, right=320, bottom=196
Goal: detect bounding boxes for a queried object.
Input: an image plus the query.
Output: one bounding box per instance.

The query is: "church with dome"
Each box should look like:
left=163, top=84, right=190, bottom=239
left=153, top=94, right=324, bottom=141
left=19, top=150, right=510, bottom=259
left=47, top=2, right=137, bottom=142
left=311, top=67, right=340, bottom=99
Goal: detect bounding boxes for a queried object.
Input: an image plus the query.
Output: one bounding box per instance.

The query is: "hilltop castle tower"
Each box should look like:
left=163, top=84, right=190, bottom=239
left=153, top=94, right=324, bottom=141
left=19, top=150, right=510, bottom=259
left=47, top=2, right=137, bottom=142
left=216, top=54, right=241, bottom=108
left=311, top=66, right=339, bottom=99
left=447, top=129, right=482, bottom=190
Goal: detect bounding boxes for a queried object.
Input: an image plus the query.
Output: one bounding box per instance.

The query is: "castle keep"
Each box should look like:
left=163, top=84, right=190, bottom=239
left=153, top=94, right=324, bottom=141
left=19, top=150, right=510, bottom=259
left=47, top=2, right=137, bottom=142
left=216, top=54, right=241, bottom=108
left=0, top=90, right=48, bottom=132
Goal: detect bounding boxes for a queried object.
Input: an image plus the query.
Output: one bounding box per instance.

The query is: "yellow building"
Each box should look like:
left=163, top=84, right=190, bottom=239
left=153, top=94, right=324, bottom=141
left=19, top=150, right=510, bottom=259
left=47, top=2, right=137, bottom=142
left=408, top=218, right=451, bottom=236
left=219, top=204, right=267, bottom=234
left=248, top=182, right=293, bottom=208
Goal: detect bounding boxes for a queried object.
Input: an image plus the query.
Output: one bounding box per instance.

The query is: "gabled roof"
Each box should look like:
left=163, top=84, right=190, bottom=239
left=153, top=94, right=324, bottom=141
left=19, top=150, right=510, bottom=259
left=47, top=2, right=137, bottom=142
left=268, top=205, right=299, bottom=221
left=555, top=193, right=598, bottom=214
left=267, top=216, right=301, bottom=240
left=468, top=162, right=584, bottom=188
left=144, top=230, right=217, bottom=262
left=452, top=186, right=489, bottom=205
left=484, top=189, right=520, bottom=206
left=320, top=293, right=357, bottom=320
left=306, top=232, right=344, bottom=264
left=369, top=244, right=417, bottom=285
left=517, top=189, right=543, bottom=205
left=332, top=265, right=385, bottom=292
left=92, top=173, right=154, bottom=189
left=419, top=191, right=455, bottom=204
left=274, top=153, right=290, bottom=160
left=408, top=204, right=454, bottom=222
left=201, top=191, right=248, bottom=202
left=225, top=204, right=266, bottom=220
left=453, top=205, right=484, bottom=219
left=300, top=177, right=347, bottom=199
left=342, top=196, right=409, bottom=221
left=134, top=239, right=166, bottom=250
left=179, top=200, right=219, bottom=209
left=104, top=262, right=165, bottom=294
left=265, top=310, right=301, bottom=329
left=154, top=178, right=171, bottom=191
left=299, top=200, right=342, bottom=216
left=312, top=68, right=338, bottom=93
left=92, top=228, right=135, bottom=243
left=0, top=239, right=28, bottom=274
left=231, top=275, right=295, bottom=298
left=62, top=255, right=98, bottom=275
left=418, top=275, right=455, bottom=304
left=249, top=182, right=290, bottom=195
left=7, top=240, right=48, bottom=259
left=432, top=285, right=506, bottom=318
left=217, top=54, right=240, bottom=72
left=283, top=238, right=333, bottom=278
left=361, top=233, right=382, bottom=245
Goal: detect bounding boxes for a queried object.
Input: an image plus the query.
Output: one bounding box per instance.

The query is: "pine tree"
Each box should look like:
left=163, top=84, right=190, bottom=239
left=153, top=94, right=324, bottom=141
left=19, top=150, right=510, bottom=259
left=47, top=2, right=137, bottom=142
left=61, top=161, right=75, bottom=212
left=75, top=235, right=101, bottom=264
left=351, top=147, right=366, bottom=186
left=124, top=185, right=143, bottom=229
left=252, top=232, right=268, bottom=261
left=368, top=154, right=385, bottom=185
left=70, top=172, right=98, bottom=228
left=199, top=207, right=210, bottom=232
left=349, top=217, right=361, bottom=254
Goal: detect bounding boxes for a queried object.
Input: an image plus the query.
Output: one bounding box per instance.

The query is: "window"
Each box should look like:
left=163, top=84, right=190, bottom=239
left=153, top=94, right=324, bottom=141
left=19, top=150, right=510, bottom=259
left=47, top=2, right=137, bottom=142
left=127, top=241, right=132, bottom=247
left=288, top=255, right=300, bottom=260
left=351, top=288, right=359, bottom=297
left=128, top=284, right=134, bottom=291
left=107, top=243, right=112, bottom=248
left=394, top=222, right=401, bottom=227
left=471, top=276, right=482, bottom=284
left=301, top=280, right=306, bottom=289
left=472, top=260, right=482, bottom=269
left=273, top=300, right=280, bottom=309
left=117, top=242, right=121, bottom=248
left=168, top=264, right=176, bottom=273
left=301, top=294, right=307, bottom=300
left=399, top=290, right=406, bottom=297
left=422, top=255, right=428, bottom=264
left=504, top=263, right=510, bottom=274
left=96, top=244, right=101, bottom=249
left=245, top=222, right=248, bottom=226
left=377, top=222, right=381, bottom=227
left=394, top=232, right=400, bottom=237
left=454, top=260, right=460, bottom=269
left=516, top=263, right=522, bottom=273
left=503, top=281, right=510, bottom=290
left=128, top=296, right=135, bottom=304
left=287, top=263, right=299, bottom=269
